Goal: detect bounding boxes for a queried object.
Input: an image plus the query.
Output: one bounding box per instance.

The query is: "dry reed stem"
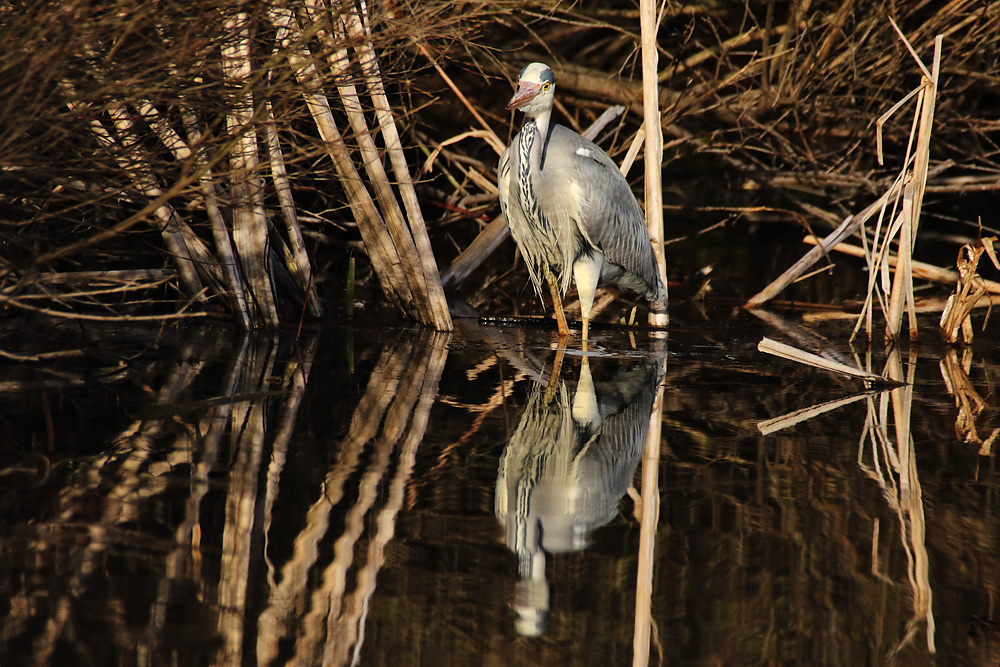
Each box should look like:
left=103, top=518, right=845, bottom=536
left=940, top=238, right=1000, bottom=344
left=31, top=269, right=176, bottom=285
left=422, top=130, right=507, bottom=174
left=417, top=42, right=505, bottom=154
left=745, top=177, right=904, bottom=308
left=262, top=102, right=323, bottom=318
left=222, top=12, right=279, bottom=329
left=641, top=0, right=667, bottom=329
left=880, top=29, right=943, bottom=343
left=329, top=42, right=438, bottom=322
left=95, top=102, right=212, bottom=299
left=270, top=7, right=416, bottom=316
left=803, top=236, right=1000, bottom=294
left=313, top=6, right=448, bottom=329
left=346, top=3, right=452, bottom=331
left=183, top=108, right=252, bottom=329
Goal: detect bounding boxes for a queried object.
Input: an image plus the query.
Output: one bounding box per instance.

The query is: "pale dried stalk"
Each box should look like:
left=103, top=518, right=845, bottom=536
left=269, top=7, right=417, bottom=317
left=263, top=101, right=323, bottom=318
left=758, top=337, right=892, bottom=384
left=182, top=108, right=253, bottom=329
left=803, top=236, right=1000, bottom=294
left=222, top=13, right=279, bottom=329
left=745, top=177, right=904, bottom=308
left=128, top=96, right=252, bottom=326
left=641, top=0, right=667, bottom=329
left=326, top=40, right=438, bottom=325
left=940, top=239, right=1000, bottom=344
left=100, top=102, right=211, bottom=299
left=33, top=269, right=175, bottom=285
left=339, top=4, right=452, bottom=330
left=884, top=30, right=943, bottom=343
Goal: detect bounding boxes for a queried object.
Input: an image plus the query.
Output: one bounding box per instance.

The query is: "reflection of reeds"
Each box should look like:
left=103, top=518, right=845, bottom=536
left=858, top=348, right=936, bottom=656
left=633, top=356, right=665, bottom=667
left=940, top=238, right=1000, bottom=344
left=755, top=319, right=939, bottom=658
left=256, top=331, right=449, bottom=666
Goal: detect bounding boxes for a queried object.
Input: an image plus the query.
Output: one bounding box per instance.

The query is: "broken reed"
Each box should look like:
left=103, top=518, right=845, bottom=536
left=745, top=24, right=947, bottom=345
left=859, top=26, right=943, bottom=345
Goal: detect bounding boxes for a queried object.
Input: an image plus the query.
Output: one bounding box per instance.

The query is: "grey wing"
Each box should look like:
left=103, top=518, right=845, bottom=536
left=561, top=131, right=664, bottom=301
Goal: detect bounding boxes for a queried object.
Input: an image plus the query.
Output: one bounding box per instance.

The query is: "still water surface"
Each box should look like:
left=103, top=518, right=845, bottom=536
left=1, top=306, right=998, bottom=665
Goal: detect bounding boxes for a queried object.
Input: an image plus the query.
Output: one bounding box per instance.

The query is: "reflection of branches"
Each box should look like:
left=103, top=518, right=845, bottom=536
left=0, top=328, right=321, bottom=666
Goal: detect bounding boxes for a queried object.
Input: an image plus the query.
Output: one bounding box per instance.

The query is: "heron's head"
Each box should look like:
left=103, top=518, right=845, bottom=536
left=506, top=62, right=555, bottom=116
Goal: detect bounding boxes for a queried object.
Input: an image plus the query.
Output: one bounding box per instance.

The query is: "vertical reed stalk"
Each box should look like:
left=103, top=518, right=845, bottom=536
left=268, top=7, right=417, bottom=318
left=183, top=109, right=253, bottom=329
left=222, top=12, right=279, bottom=329
left=346, top=2, right=452, bottom=331
left=641, top=0, right=668, bottom=327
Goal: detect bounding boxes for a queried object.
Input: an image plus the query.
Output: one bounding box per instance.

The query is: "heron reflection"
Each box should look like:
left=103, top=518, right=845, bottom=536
left=495, top=357, right=663, bottom=635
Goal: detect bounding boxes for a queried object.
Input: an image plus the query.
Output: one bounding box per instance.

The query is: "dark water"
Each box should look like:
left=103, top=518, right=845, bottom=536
left=1, top=305, right=999, bottom=666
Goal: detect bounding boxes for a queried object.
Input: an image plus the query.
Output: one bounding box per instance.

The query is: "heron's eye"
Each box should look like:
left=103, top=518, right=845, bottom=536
left=542, top=82, right=551, bottom=91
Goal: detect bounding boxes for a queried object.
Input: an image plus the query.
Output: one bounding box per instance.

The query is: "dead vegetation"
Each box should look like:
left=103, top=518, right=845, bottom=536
left=1, top=1, right=998, bottom=335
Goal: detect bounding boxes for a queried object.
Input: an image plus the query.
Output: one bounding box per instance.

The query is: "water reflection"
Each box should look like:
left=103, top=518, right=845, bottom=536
left=2, top=316, right=1000, bottom=665
left=495, top=356, right=664, bottom=636
left=0, top=325, right=450, bottom=667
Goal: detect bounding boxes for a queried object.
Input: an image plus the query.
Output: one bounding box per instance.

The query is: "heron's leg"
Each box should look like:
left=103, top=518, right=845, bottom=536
left=545, top=271, right=570, bottom=337
left=572, top=255, right=601, bottom=341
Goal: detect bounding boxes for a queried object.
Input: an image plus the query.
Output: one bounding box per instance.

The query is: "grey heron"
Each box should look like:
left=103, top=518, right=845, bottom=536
left=498, top=62, right=666, bottom=340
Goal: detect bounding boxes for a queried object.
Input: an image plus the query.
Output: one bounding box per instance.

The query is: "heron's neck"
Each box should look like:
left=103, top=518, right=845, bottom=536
left=526, top=109, right=551, bottom=171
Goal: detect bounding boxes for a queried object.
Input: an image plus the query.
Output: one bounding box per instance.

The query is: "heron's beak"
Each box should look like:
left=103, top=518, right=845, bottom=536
left=506, top=81, right=540, bottom=110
